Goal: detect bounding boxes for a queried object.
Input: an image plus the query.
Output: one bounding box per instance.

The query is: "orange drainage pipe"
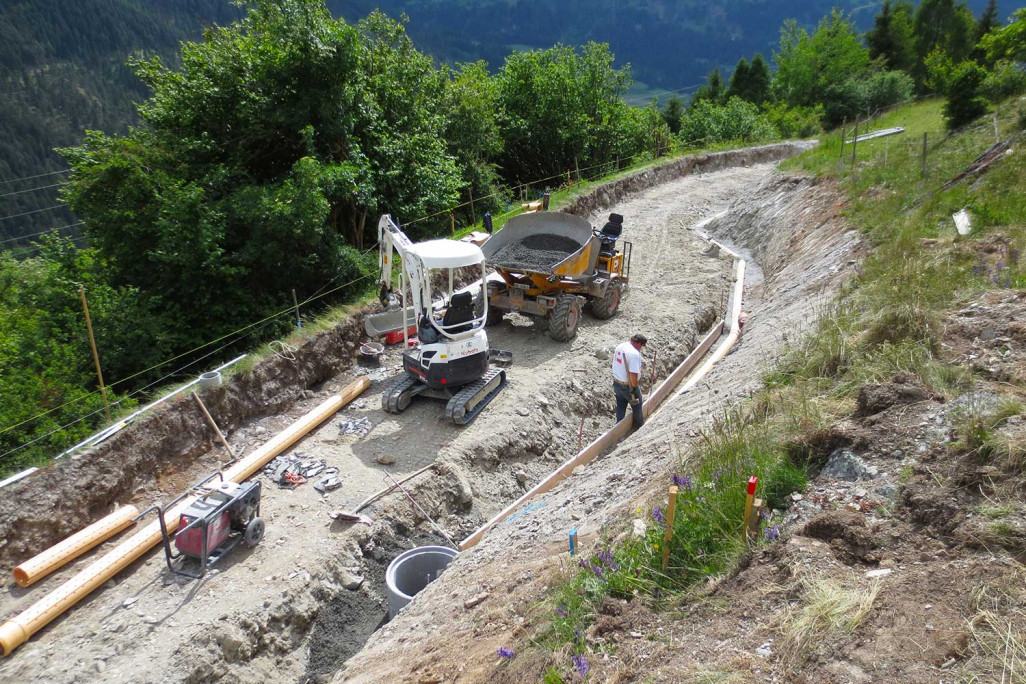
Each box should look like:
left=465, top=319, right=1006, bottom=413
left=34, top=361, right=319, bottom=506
left=13, top=505, right=140, bottom=588
left=0, top=378, right=369, bottom=657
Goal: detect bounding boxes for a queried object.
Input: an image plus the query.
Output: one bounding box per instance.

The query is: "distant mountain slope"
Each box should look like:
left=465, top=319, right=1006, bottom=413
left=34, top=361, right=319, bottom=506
left=0, top=0, right=242, bottom=241
left=329, top=0, right=1012, bottom=97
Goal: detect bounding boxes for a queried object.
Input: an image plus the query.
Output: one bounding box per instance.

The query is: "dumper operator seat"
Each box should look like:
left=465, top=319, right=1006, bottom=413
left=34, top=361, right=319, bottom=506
left=441, top=291, right=476, bottom=334
left=598, top=213, right=623, bottom=257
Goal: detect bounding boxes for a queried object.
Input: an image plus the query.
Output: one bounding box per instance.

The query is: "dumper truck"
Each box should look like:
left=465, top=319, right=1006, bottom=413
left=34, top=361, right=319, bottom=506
left=480, top=212, right=632, bottom=341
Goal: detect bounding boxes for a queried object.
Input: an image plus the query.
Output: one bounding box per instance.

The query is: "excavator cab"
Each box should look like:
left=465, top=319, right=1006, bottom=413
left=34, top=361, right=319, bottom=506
left=366, top=215, right=508, bottom=424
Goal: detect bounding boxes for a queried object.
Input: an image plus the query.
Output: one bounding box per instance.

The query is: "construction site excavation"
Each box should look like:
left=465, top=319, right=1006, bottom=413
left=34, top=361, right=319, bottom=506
left=0, top=143, right=816, bottom=683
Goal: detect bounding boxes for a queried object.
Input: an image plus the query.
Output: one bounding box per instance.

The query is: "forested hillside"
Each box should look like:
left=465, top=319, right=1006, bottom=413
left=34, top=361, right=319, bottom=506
left=0, top=0, right=243, bottom=244
left=329, top=0, right=1013, bottom=96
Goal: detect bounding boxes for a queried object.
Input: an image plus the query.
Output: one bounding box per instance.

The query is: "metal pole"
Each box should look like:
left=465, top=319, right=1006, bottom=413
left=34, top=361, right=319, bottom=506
left=291, top=288, right=302, bottom=328
left=574, top=157, right=581, bottom=183
left=79, top=285, right=111, bottom=422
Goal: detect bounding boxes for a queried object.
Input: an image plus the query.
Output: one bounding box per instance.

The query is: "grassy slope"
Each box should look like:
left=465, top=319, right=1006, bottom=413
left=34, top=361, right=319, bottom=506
left=532, top=96, right=1026, bottom=681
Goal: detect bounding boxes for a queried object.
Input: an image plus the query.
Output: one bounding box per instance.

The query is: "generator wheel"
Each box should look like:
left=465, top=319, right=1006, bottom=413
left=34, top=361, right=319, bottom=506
left=244, top=517, right=265, bottom=547
left=590, top=279, right=622, bottom=320
left=548, top=294, right=581, bottom=342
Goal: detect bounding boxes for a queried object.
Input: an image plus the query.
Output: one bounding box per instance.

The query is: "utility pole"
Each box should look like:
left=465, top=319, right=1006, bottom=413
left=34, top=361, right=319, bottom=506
left=79, top=285, right=111, bottom=422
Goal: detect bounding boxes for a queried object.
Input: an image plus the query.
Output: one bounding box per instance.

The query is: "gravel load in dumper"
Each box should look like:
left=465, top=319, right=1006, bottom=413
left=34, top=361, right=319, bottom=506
left=488, top=234, right=582, bottom=271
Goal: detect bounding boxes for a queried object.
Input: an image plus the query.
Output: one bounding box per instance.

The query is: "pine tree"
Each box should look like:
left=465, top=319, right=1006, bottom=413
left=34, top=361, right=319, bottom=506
left=867, top=0, right=916, bottom=70
left=747, top=53, right=771, bottom=104
left=691, top=68, right=724, bottom=106
left=972, top=0, right=1000, bottom=65
left=661, top=94, right=684, bottom=134
left=726, top=57, right=750, bottom=100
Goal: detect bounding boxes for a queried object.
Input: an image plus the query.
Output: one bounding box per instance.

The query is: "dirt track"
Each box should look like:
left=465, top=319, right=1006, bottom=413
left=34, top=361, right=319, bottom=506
left=0, top=149, right=805, bottom=684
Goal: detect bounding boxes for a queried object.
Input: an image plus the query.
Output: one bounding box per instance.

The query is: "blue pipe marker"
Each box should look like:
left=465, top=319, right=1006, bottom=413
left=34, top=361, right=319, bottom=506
left=569, top=529, right=578, bottom=556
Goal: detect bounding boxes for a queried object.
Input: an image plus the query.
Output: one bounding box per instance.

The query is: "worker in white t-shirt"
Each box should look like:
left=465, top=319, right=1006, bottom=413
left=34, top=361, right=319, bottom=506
left=611, top=333, right=647, bottom=428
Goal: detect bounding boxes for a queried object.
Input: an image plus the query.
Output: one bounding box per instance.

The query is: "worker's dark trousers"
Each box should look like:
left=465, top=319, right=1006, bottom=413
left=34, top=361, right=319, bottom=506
left=613, top=382, right=644, bottom=428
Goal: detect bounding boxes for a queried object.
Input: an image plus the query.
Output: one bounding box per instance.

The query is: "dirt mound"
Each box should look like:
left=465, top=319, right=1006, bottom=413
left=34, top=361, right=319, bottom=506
left=854, top=375, right=931, bottom=417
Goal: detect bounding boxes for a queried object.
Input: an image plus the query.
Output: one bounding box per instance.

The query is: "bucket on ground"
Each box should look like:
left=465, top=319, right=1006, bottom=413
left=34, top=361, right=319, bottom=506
left=385, top=546, right=458, bottom=618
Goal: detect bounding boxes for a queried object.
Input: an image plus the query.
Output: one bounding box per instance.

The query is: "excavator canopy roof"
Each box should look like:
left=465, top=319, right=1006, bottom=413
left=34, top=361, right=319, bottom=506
left=411, top=239, right=485, bottom=269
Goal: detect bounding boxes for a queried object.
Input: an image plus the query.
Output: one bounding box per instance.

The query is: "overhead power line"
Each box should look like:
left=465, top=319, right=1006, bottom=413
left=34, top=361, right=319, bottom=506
left=0, top=221, right=84, bottom=246
left=0, top=204, right=67, bottom=222
left=0, top=182, right=66, bottom=199
left=0, top=169, right=70, bottom=186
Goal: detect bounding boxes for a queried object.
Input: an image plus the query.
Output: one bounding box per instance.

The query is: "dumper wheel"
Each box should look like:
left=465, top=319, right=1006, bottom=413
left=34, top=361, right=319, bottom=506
left=590, top=279, right=622, bottom=320
left=549, top=294, right=581, bottom=342
left=486, top=306, right=505, bottom=327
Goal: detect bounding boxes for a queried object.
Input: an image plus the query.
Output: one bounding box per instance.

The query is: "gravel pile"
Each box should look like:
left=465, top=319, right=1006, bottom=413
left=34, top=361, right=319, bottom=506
left=489, top=234, right=581, bottom=271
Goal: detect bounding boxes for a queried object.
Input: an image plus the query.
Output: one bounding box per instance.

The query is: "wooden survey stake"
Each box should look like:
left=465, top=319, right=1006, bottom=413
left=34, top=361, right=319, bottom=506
left=661, top=486, right=679, bottom=571
left=744, top=476, right=758, bottom=538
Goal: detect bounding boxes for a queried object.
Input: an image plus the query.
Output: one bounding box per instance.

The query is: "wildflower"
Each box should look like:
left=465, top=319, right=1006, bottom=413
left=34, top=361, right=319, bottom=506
left=764, top=525, right=780, bottom=541
left=555, top=606, right=568, bottom=618
left=653, top=506, right=665, bottom=525
left=673, top=473, right=692, bottom=492
left=571, top=653, right=590, bottom=678
left=759, top=507, right=771, bottom=520
left=497, top=646, right=515, bottom=659
left=1011, top=248, right=1020, bottom=265
left=653, top=542, right=659, bottom=550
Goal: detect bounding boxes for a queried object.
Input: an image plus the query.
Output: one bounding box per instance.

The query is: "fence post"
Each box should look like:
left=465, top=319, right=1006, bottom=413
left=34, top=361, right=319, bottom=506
left=850, top=118, right=859, bottom=168
left=921, top=132, right=928, bottom=178
left=838, top=118, right=846, bottom=171
left=661, top=486, right=679, bottom=571
left=291, top=288, right=302, bottom=328
left=574, top=157, right=581, bottom=183
left=468, top=187, right=476, bottom=226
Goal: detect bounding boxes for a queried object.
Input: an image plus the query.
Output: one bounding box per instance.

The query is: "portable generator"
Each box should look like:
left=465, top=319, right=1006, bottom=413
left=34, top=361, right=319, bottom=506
left=140, top=471, right=264, bottom=579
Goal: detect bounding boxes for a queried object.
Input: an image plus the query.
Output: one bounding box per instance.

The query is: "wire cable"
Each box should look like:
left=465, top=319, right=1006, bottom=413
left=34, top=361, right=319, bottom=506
left=0, top=169, right=70, bottom=186
left=0, top=182, right=66, bottom=199
left=0, top=221, right=84, bottom=245
left=0, top=204, right=67, bottom=222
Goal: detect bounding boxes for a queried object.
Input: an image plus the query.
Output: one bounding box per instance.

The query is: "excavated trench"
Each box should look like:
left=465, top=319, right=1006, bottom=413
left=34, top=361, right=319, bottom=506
left=0, top=142, right=811, bottom=684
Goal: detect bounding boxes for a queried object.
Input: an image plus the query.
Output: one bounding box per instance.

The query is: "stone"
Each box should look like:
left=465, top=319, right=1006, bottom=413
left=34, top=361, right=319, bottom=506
left=340, top=571, right=364, bottom=590
left=632, top=519, right=647, bottom=538
left=122, top=597, right=139, bottom=609
left=594, top=347, right=611, bottom=361
left=463, top=592, right=489, bottom=609
left=821, top=449, right=879, bottom=482
left=376, top=454, right=395, bottom=466
left=95, top=660, right=106, bottom=674
left=865, top=568, right=893, bottom=579
left=516, top=408, right=530, bottom=417
left=515, top=470, right=528, bottom=484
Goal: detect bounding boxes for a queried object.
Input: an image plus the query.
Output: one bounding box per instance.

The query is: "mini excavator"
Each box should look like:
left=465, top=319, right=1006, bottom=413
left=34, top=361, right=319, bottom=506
left=364, top=215, right=507, bottom=424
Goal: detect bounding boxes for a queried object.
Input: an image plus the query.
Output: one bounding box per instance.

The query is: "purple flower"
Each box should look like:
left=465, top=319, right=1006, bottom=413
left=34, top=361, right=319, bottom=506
left=497, top=646, right=515, bottom=659
left=764, top=525, right=780, bottom=541
left=759, top=507, right=771, bottom=520
left=572, top=653, right=589, bottom=678
left=1011, top=248, right=1020, bottom=265
left=653, top=506, right=666, bottom=525
left=555, top=606, right=568, bottom=618
left=672, top=473, right=692, bottom=492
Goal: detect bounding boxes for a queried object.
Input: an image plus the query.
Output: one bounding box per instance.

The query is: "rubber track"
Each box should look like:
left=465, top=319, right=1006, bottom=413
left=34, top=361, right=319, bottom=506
left=382, top=374, right=420, bottom=414
left=444, top=368, right=507, bottom=425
